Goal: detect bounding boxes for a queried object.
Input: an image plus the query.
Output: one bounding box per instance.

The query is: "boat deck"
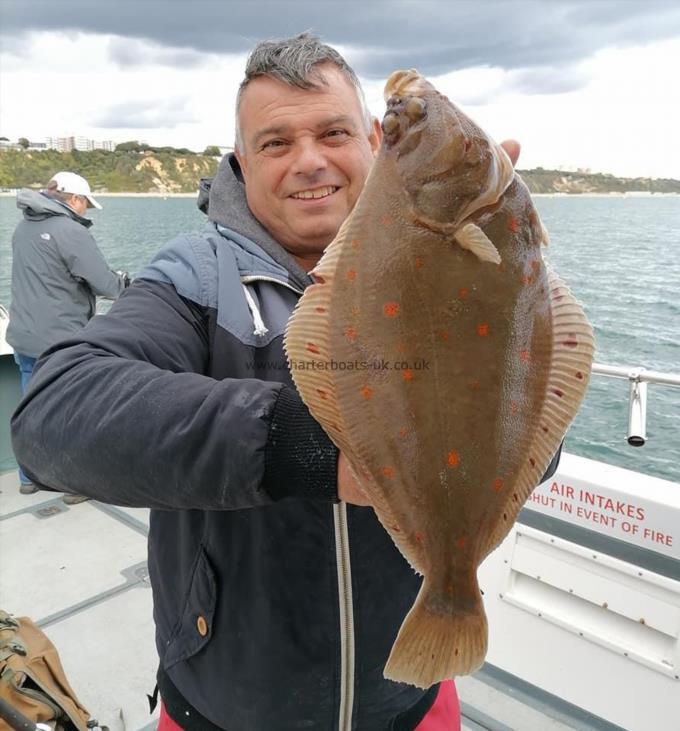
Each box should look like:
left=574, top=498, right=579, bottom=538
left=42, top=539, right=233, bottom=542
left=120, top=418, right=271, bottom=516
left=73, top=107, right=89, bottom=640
left=0, top=469, right=588, bottom=730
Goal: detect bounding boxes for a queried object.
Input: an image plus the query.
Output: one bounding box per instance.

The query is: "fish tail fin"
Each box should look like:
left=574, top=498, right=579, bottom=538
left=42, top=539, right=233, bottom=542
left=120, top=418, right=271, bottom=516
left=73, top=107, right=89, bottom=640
left=383, top=577, right=487, bottom=688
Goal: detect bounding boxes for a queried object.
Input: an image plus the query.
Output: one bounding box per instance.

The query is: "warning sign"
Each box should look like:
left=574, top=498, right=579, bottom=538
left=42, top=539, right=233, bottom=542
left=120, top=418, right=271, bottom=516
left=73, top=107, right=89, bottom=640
left=527, top=477, right=680, bottom=560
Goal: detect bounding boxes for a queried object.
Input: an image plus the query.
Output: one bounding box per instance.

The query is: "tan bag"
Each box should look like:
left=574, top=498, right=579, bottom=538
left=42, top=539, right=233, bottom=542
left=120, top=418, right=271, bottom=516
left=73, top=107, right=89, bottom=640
left=0, top=610, right=90, bottom=731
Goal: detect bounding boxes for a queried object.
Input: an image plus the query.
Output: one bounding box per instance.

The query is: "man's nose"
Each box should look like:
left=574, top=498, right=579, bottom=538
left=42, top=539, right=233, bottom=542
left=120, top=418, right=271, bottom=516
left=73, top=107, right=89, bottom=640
left=291, top=140, right=327, bottom=177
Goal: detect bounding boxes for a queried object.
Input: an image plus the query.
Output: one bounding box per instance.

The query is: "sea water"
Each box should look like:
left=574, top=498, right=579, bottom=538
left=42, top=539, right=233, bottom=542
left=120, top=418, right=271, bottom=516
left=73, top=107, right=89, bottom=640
left=1, top=194, right=678, bottom=483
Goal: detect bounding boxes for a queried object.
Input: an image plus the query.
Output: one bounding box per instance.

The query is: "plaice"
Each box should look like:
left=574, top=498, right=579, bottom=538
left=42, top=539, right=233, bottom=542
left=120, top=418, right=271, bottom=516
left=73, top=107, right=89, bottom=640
left=284, top=69, right=594, bottom=688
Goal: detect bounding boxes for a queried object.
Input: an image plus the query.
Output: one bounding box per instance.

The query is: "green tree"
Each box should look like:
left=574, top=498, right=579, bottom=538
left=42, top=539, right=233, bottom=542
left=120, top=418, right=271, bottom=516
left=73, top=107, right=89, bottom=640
left=203, top=145, right=221, bottom=157
left=115, top=141, right=142, bottom=152
left=18, top=137, right=30, bottom=149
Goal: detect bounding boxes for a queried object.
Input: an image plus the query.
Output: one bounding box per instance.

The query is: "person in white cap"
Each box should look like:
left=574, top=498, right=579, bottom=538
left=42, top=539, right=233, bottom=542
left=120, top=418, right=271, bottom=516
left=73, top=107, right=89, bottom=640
left=7, top=171, right=130, bottom=502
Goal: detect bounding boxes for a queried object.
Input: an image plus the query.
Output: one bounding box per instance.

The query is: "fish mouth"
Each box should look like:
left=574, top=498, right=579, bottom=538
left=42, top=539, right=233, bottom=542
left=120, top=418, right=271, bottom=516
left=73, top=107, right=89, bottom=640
left=383, top=69, right=433, bottom=101
left=289, top=185, right=340, bottom=201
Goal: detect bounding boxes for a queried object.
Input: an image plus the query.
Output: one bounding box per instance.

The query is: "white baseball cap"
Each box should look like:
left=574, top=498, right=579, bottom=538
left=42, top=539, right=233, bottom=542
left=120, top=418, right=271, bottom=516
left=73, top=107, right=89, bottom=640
left=49, top=171, right=102, bottom=210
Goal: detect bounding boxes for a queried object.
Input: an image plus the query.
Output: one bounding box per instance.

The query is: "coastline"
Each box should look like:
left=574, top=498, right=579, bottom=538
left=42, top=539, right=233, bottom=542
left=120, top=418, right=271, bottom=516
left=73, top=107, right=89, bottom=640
left=2, top=190, right=677, bottom=199
left=0, top=191, right=198, bottom=198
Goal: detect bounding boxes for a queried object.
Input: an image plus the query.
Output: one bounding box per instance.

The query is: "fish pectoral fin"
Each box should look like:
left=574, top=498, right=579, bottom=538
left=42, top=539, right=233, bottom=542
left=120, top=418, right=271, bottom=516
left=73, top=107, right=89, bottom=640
left=454, top=223, right=502, bottom=264
left=539, top=216, right=550, bottom=246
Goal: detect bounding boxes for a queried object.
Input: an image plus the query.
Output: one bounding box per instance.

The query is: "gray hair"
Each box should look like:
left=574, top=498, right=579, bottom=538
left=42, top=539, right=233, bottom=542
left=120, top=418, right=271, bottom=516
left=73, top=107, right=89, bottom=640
left=234, top=33, right=372, bottom=152
left=45, top=180, right=77, bottom=205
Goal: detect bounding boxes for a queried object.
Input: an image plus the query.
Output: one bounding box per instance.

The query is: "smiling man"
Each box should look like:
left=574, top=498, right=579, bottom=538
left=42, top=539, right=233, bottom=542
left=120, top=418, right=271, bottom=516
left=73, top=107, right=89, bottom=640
left=12, top=33, right=543, bottom=731
left=235, top=61, right=381, bottom=269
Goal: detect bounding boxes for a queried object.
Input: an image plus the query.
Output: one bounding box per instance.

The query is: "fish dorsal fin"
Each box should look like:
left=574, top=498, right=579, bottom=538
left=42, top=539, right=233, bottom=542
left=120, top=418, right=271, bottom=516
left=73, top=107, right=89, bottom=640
left=284, top=222, right=348, bottom=453
left=454, top=223, right=502, bottom=264
left=479, top=266, right=594, bottom=558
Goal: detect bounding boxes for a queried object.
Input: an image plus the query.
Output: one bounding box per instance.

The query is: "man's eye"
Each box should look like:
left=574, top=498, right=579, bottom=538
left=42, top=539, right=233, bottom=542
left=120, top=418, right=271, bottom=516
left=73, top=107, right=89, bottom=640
left=325, top=129, right=349, bottom=140
left=262, top=139, right=287, bottom=151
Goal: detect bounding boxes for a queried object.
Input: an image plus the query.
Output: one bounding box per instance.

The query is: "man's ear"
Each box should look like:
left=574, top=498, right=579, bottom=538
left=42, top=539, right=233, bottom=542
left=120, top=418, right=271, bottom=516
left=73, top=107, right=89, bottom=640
left=369, top=117, right=383, bottom=156
left=234, top=148, right=248, bottom=179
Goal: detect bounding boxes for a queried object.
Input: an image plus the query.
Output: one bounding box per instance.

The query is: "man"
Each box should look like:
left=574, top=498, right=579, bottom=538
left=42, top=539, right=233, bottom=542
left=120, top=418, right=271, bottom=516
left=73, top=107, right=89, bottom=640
left=7, top=171, right=129, bottom=502
left=12, top=35, right=556, bottom=730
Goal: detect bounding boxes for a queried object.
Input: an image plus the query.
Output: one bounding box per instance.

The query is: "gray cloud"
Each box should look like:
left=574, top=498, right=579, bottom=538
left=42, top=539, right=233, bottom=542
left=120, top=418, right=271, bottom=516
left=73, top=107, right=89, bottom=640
left=90, top=99, right=197, bottom=129
left=107, top=37, right=209, bottom=69
left=2, top=0, right=680, bottom=95
left=506, top=65, right=590, bottom=96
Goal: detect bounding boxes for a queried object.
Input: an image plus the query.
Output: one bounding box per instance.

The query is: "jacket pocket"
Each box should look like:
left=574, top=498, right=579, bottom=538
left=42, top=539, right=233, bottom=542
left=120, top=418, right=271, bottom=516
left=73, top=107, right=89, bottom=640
left=163, top=545, right=217, bottom=669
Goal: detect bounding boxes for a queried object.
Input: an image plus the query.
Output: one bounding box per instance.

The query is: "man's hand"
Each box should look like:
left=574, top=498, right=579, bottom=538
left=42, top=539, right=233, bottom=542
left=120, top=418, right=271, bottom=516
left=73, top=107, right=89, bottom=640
left=500, top=139, right=521, bottom=167
left=337, top=453, right=372, bottom=506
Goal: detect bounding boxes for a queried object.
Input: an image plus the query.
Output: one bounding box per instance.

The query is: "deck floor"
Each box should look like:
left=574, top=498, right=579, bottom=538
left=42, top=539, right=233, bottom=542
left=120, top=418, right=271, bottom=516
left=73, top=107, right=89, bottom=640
left=1, top=469, right=582, bottom=731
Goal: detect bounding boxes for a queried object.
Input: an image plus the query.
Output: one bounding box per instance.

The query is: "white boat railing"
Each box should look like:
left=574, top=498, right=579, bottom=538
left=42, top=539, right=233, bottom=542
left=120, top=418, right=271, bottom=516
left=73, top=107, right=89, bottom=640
left=591, top=362, right=680, bottom=447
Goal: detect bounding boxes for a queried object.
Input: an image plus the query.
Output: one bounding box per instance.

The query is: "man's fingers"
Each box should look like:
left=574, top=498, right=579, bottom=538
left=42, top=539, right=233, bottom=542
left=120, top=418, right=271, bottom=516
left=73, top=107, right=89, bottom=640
left=500, top=139, right=521, bottom=167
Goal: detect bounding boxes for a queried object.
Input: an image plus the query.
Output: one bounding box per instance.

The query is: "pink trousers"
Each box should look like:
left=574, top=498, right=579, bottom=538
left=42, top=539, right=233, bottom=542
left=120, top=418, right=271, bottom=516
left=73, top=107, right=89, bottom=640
left=159, top=680, right=461, bottom=730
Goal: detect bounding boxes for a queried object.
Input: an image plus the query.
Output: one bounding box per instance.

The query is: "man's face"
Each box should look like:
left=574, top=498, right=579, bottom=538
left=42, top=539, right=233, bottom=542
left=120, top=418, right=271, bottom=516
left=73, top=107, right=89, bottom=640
left=69, top=195, right=88, bottom=217
left=235, top=64, right=382, bottom=269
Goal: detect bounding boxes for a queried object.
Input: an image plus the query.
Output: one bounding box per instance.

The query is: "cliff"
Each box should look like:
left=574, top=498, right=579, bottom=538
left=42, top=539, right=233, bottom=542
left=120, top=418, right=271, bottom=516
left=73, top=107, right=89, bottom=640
left=1, top=150, right=678, bottom=195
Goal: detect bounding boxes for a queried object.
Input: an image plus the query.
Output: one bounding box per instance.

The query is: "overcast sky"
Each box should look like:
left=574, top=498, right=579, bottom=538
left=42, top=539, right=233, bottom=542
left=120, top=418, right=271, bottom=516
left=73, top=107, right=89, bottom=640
left=1, top=0, right=679, bottom=178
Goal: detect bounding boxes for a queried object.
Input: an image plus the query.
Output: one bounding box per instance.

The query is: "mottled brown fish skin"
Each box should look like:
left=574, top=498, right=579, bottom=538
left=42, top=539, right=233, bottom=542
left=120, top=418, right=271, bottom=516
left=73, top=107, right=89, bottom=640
left=284, top=69, right=593, bottom=688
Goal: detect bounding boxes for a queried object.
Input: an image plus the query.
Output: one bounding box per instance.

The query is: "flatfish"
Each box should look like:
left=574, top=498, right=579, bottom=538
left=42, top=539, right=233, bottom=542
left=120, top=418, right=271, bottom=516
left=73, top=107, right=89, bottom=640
left=284, top=69, right=594, bottom=688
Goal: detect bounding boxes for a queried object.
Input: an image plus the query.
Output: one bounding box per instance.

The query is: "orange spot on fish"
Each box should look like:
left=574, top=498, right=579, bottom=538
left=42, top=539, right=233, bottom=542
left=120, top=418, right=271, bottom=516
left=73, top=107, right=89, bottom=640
left=523, top=275, right=533, bottom=285
left=511, top=401, right=520, bottom=413
left=351, top=238, right=360, bottom=249
left=402, top=369, right=414, bottom=382
left=381, top=214, right=392, bottom=226
left=361, top=386, right=373, bottom=400
left=529, top=457, right=537, bottom=467
left=576, top=371, right=584, bottom=380
left=315, top=306, right=326, bottom=314
left=446, top=450, right=460, bottom=468
left=458, top=288, right=469, bottom=300
left=531, top=259, right=541, bottom=272
left=493, top=478, right=504, bottom=492
left=344, top=326, right=357, bottom=342
left=346, top=269, right=357, bottom=281
left=519, top=349, right=531, bottom=362
left=457, top=537, right=466, bottom=549
left=541, top=425, right=549, bottom=433
left=383, top=302, right=400, bottom=318
left=415, top=257, right=424, bottom=269
left=306, top=343, right=320, bottom=355
left=439, top=331, right=449, bottom=341
left=508, top=217, right=520, bottom=233
left=477, top=323, right=489, bottom=337
left=415, top=531, right=424, bottom=543
left=382, top=466, right=395, bottom=478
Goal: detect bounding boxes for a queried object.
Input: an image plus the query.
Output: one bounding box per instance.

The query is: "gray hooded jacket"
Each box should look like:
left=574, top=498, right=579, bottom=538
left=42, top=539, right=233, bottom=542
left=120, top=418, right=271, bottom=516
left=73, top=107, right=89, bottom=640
left=7, top=189, right=127, bottom=358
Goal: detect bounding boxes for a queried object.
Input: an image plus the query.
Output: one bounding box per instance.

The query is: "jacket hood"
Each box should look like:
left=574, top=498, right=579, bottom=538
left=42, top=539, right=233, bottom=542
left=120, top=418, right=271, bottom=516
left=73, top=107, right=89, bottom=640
left=17, top=189, right=93, bottom=228
left=199, top=154, right=311, bottom=292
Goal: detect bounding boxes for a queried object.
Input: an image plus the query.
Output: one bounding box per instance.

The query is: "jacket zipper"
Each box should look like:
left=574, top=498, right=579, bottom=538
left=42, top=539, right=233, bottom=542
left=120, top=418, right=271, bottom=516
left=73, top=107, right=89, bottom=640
left=334, top=502, right=355, bottom=731
left=244, top=271, right=355, bottom=726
